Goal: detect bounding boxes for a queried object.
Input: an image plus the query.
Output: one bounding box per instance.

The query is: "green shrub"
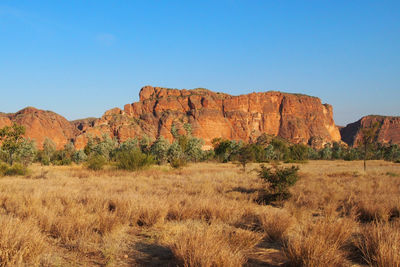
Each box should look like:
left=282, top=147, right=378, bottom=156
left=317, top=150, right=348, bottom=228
left=150, top=137, right=170, bottom=164
left=115, top=149, right=154, bottom=171
left=72, top=150, right=88, bottom=164
left=258, top=164, right=299, bottom=200
left=169, top=157, right=187, bottom=169
left=86, top=154, right=107, bottom=171
left=238, top=145, right=255, bottom=171
left=168, top=142, right=187, bottom=169
left=0, top=163, right=28, bottom=176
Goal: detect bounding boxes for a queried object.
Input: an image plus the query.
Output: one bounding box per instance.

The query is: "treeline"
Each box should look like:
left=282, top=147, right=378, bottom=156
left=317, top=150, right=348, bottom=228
left=1, top=124, right=399, bottom=175
left=212, top=134, right=400, bottom=164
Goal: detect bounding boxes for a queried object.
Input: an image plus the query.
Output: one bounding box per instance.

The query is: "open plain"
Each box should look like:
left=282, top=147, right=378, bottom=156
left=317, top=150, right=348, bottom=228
left=0, top=160, right=399, bottom=266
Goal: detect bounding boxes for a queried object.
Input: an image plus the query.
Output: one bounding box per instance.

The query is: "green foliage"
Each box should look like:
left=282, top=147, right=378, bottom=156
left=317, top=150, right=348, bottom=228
left=185, top=137, right=204, bottom=162
left=41, top=138, right=56, bottom=165
left=170, top=124, right=179, bottom=139
left=139, top=135, right=152, bottom=154
left=270, top=138, right=289, bottom=161
left=116, top=149, right=154, bottom=171
left=384, top=144, right=400, bottom=162
left=183, top=123, right=192, bottom=135
left=15, top=139, right=37, bottom=166
left=169, top=157, right=187, bottom=169
left=0, top=162, right=28, bottom=176
left=118, top=138, right=139, bottom=152
left=115, top=149, right=154, bottom=171
left=0, top=123, right=26, bottom=165
left=238, top=145, right=255, bottom=171
left=92, top=134, right=118, bottom=160
left=86, top=154, right=107, bottom=171
left=319, top=145, right=332, bottom=160
left=359, top=122, right=381, bottom=171
left=167, top=142, right=187, bottom=168
left=258, top=164, right=300, bottom=199
left=72, top=150, right=88, bottom=164
left=289, top=144, right=309, bottom=161
left=150, top=137, right=170, bottom=164
left=212, top=138, right=242, bottom=163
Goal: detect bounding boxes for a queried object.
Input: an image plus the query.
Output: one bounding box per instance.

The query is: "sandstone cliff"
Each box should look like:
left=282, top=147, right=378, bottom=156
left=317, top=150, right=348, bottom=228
left=340, top=115, right=400, bottom=146
left=0, top=107, right=74, bottom=149
left=0, top=86, right=342, bottom=149
left=74, top=86, right=341, bottom=149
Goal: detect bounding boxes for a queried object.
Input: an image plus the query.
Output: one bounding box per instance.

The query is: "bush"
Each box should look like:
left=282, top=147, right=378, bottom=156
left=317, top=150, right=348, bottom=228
left=258, top=164, right=299, bottom=200
left=0, top=163, right=28, bottom=176
left=72, top=150, right=88, bottom=164
left=115, top=149, right=154, bottom=171
left=86, top=154, right=107, bottom=171
left=169, top=157, right=187, bottom=169
left=238, top=145, right=255, bottom=171
left=167, top=142, right=187, bottom=169
left=150, top=137, right=170, bottom=164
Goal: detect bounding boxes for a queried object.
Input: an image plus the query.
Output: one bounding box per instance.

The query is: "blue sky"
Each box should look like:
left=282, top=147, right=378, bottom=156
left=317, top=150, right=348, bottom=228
left=0, top=0, right=399, bottom=125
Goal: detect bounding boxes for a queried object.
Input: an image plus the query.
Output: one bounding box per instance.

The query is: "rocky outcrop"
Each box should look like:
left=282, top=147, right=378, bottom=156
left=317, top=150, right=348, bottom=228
left=0, top=86, right=343, bottom=149
left=340, top=115, right=400, bottom=146
left=0, top=107, right=75, bottom=149
left=74, top=86, right=341, bottom=149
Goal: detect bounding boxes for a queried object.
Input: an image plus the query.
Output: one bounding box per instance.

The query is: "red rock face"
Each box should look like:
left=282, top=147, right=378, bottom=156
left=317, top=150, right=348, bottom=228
left=0, top=86, right=343, bottom=150
left=74, top=86, right=341, bottom=149
left=0, top=107, right=74, bottom=149
left=340, top=115, right=400, bottom=147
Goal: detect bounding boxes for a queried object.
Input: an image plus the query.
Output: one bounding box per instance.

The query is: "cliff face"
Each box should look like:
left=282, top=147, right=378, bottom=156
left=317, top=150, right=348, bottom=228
left=74, top=86, right=341, bottom=149
left=340, top=115, right=400, bottom=146
left=0, top=107, right=75, bottom=149
left=0, top=86, right=342, bottom=149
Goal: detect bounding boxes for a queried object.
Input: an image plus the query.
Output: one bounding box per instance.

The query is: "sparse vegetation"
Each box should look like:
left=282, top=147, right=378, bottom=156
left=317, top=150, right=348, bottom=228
left=86, top=154, right=107, bottom=170
left=258, top=164, right=299, bottom=200
left=0, top=160, right=398, bottom=266
left=115, top=149, right=154, bottom=171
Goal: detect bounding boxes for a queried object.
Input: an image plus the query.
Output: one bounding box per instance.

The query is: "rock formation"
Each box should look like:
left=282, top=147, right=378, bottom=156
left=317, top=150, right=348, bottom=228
left=74, top=86, right=341, bottom=149
left=340, top=115, right=400, bottom=146
left=0, top=86, right=343, bottom=149
left=0, top=107, right=75, bottom=149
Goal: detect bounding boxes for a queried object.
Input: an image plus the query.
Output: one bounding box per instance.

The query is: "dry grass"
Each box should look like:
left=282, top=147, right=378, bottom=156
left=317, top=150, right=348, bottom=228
left=161, top=221, right=262, bottom=267
left=0, top=215, right=47, bottom=266
left=356, top=221, right=400, bottom=267
left=0, top=160, right=399, bottom=266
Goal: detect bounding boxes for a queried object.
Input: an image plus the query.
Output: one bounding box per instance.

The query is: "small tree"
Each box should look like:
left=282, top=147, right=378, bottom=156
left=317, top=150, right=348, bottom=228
left=168, top=141, right=186, bottom=168
left=150, top=137, right=170, bottom=164
left=42, top=138, right=56, bottom=165
left=72, top=150, right=88, bottom=164
left=289, top=143, right=308, bottom=161
left=258, top=164, right=300, bottom=200
left=185, top=137, right=204, bottom=162
left=359, top=122, right=380, bottom=171
left=238, top=145, right=255, bottom=171
left=0, top=123, right=26, bottom=165
left=15, top=139, right=37, bottom=166
left=115, top=149, right=154, bottom=171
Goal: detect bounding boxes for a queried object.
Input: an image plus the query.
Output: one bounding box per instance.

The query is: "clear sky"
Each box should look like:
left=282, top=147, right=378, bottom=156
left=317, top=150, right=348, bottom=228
left=0, top=1, right=399, bottom=126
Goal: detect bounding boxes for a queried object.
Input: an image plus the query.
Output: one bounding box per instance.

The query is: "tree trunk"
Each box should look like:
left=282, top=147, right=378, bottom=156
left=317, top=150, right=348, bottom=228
left=364, top=144, right=367, bottom=172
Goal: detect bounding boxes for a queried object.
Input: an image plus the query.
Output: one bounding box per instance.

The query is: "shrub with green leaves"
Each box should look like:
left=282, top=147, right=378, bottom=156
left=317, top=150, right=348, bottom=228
left=15, top=139, right=37, bottom=166
left=258, top=164, right=299, bottom=199
left=238, top=145, right=255, bottom=171
left=168, top=142, right=187, bottom=168
left=86, top=154, right=107, bottom=171
left=0, top=162, right=28, bottom=176
left=115, top=149, right=154, bottom=171
left=185, top=137, right=204, bottom=162
left=150, top=137, right=170, bottom=164
left=72, top=150, right=88, bottom=164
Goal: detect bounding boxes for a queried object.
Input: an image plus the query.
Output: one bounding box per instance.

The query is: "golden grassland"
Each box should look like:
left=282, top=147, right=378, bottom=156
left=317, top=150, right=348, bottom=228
left=0, top=160, right=399, bottom=266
